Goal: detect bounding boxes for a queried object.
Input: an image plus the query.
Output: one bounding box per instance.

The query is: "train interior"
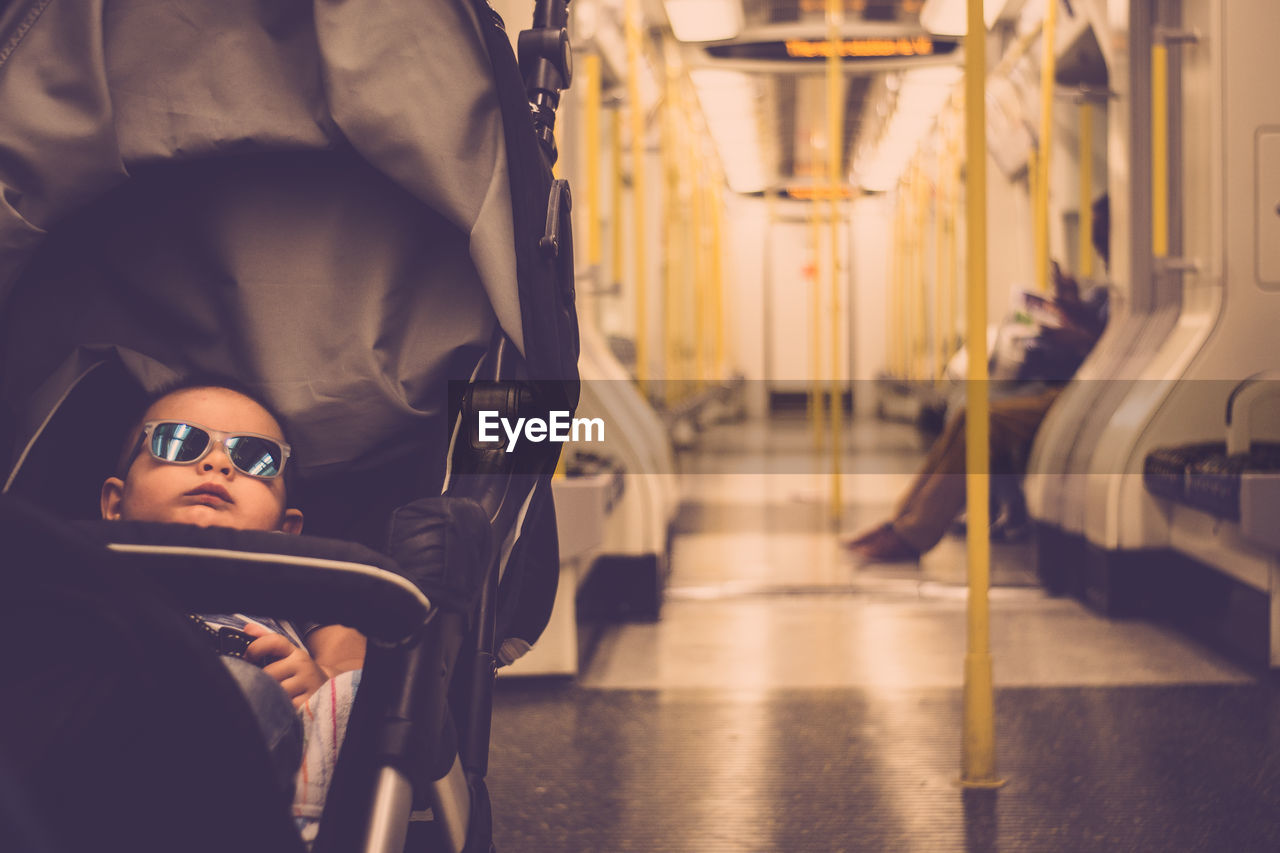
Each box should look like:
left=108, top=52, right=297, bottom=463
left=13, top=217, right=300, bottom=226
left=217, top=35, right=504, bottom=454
left=489, top=0, right=1280, bottom=848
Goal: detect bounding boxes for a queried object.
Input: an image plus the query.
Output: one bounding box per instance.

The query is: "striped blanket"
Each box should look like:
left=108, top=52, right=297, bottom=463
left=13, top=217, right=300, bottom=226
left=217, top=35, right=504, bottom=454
left=293, top=668, right=362, bottom=845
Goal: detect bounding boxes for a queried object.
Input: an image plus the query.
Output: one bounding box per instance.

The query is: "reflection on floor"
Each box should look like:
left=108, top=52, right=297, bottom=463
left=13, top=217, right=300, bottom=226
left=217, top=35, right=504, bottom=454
left=489, top=415, right=1279, bottom=852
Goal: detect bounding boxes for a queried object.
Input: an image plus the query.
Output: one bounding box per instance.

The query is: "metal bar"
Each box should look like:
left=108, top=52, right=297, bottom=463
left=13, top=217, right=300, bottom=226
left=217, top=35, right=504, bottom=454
left=934, top=154, right=945, bottom=382
left=1152, top=42, right=1169, bottom=258
left=811, top=199, right=825, bottom=448
left=661, top=64, right=679, bottom=404
left=364, top=767, right=413, bottom=853
left=1036, top=0, right=1057, bottom=292
left=583, top=53, right=602, bottom=270
left=826, top=0, right=843, bottom=520
left=625, top=0, right=647, bottom=386
left=429, top=755, right=472, bottom=853
left=914, top=165, right=928, bottom=378
left=891, top=197, right=905, bottom=377
left=692, top=138, right=707, bottom=387
left=711, top=177, right=726, bottom=376
left=960, top=0, right=1001, bottom=790
left=1079, top=99, right=1093, bottom=278
left=611, top=107, right=625, bottom=290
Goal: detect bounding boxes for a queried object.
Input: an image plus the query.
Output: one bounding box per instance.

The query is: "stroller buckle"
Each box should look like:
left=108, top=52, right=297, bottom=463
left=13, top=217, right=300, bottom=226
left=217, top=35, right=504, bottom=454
left=540, top=178, right=572, bottom=259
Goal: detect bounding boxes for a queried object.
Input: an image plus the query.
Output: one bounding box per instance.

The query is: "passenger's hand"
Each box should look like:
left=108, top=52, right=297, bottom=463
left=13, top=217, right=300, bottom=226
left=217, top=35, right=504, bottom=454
left=242, top=622, right=327, bottom=709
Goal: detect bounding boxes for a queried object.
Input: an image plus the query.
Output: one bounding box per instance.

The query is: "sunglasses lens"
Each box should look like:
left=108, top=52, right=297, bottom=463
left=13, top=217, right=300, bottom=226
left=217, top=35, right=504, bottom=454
left=151, top=422, right=210, bottom=463
left=226, top=435, right=284, bottom=478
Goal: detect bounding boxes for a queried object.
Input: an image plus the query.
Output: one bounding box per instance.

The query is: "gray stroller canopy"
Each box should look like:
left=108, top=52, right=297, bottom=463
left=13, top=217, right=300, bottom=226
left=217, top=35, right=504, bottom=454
left=0, top=0, right=531, bottom=485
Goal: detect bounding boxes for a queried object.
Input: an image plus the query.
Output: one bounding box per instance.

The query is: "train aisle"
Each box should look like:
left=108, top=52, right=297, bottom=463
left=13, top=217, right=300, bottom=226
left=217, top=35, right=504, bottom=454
left=489, top=414, right=1280, bottom=852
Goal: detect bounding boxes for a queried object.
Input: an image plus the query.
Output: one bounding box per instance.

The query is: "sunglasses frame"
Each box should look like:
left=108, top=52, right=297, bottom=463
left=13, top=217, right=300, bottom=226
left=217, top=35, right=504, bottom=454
left=138, top=420, right=292, bottom=480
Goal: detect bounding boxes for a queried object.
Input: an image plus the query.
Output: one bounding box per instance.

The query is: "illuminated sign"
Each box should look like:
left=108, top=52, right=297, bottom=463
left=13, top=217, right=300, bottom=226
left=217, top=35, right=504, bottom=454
left=795, top=0, right=923, bottom=11
left=705, top=37, right=958, bottom=63
left=785, top=37, right=935, bottom=59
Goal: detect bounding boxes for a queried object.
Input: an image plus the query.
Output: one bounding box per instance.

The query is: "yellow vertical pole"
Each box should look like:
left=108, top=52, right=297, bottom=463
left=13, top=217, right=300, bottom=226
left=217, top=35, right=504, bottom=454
left=934, top=158, right=946, bottom=382
left=961, top=0, right=1000, bottom=789
left=906, top=165, right=921, bottom=379
left=914, top=167, right=929, bottom=379
left=711, top=178, right=726, bottom=376
left=1152, top=43, right=1169, bottom=259
left=584, top=54, right=603, bottom=272
left=612, top=107, right=625, bottom=290
left=890, top=199, right=901, bottom=376
left=811, top=199, right=826, bottom=449
left=901, top=182, right=912, bottom=378
left=887, top=200, right=900, bottom=376
left=826, top=0, right=843, bottom=520
left=661, top=68, right=678, bottom=405
left=893, top=196, right=907, bottom=376
left=1035, top=0, right=1058, bottom=292
left=948, top=141, right=960, bottom=365
left=901, top=180, right=911, bottom=378
left=626, top=0, right=648, bottom=389
left=939, top=159, right=948, bottom=371
left=1028, top=143, right=1039, bottom=279
left=692, top=157, right=707, bottom=387
left=1078, top=98, right=1093, bottom=278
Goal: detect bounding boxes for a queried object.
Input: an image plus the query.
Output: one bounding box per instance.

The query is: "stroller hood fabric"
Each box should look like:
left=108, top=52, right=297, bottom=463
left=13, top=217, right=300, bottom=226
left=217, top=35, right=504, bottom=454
left=0, top=0, right=578, bottom=487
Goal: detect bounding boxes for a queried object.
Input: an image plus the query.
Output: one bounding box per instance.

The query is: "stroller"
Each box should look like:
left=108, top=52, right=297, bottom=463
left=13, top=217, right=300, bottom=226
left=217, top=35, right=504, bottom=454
left=0, top=0, right=577, bottom=851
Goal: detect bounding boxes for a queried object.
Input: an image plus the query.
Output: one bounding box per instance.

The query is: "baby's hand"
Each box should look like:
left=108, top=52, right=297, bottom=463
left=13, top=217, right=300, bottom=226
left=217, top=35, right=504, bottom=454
left=242, top=622, right=327, bottom=709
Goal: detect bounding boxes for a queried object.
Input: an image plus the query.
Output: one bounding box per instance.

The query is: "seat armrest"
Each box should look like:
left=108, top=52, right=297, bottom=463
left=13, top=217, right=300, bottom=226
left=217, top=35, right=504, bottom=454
left=1226, top=372, right=1280, bottom=455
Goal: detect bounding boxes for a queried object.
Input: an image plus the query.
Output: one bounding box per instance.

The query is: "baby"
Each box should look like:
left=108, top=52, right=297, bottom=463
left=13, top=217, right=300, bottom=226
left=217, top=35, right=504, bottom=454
left=101, top=378, right=362, bottom=836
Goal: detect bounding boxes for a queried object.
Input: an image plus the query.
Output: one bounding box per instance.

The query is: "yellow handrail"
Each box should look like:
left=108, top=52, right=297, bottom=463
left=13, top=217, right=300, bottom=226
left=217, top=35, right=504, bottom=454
left=693, top=154, right=707, bottom=388
left=887, top=199, right=899, bottom=376
left=811, top=199, right=826, bottom=448
left=625, top=0, right=647, bottom=387
left=934, top=156, right=946, bottom=382
left=1079, top=98, right=1094, bottom=277
left=711, top=178, right=726, bottom=377
left=583, top=54, right=602, bottom=271
left=893, top=196, right=907, bottom=377
left=1035, top=0, right=1057, bottom=292
left=1152, top=43, right=1169, bottom=258
left=661, top=65, right=678, bottom=404
left=612, top=107, right=625, bottom=291
left=961, top=0, right=1000, bottom=790
left=827, top=0, right=844, bottom=518
left=914, top=165, right=929, bottom=379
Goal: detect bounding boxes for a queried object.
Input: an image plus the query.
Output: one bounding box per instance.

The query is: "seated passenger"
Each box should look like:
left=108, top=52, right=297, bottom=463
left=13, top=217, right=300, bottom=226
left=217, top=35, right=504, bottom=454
left=100, top=378, right=362, bottom=839
left=847, top=196, right=1111, bottom=562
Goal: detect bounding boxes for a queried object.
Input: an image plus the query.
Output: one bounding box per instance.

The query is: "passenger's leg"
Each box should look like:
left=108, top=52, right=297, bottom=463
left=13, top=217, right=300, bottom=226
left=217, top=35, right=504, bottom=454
left=844, top=410, right=970, bottom=554
left=891, top=387, right=1062, bottom=554
left=892, top=408, right=969, bottom=519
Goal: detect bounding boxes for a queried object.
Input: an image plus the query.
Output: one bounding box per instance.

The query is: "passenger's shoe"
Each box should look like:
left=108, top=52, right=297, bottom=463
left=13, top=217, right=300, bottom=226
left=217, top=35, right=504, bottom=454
left=841, top=522, right=894, bottom=550
left=848, top=525, right=920, bottom=563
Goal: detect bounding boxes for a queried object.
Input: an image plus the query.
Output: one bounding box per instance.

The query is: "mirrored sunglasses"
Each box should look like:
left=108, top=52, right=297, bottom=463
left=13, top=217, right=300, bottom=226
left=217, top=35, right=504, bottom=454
left=141, top=420, right=291, bottom=479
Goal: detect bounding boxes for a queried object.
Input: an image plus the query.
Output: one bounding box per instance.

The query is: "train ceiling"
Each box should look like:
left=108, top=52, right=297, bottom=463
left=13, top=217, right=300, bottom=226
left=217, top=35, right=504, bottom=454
left=676, top=0, right=959, bottom=193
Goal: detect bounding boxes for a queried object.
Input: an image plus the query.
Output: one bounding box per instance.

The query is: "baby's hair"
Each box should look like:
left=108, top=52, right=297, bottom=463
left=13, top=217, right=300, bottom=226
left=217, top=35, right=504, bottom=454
left=114, top=372, right=299, bottom=496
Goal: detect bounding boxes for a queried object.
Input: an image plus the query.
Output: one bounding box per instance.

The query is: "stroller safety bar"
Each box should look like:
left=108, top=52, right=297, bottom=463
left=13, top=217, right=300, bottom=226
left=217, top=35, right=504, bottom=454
left=73, top=521, right=434, bottom=646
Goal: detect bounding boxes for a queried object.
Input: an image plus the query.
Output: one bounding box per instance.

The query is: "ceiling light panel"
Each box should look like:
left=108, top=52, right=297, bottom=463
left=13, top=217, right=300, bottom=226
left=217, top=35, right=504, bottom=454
left=664, top=0, right=745, bottom=42
left=690, top=68, right=773, bottom=192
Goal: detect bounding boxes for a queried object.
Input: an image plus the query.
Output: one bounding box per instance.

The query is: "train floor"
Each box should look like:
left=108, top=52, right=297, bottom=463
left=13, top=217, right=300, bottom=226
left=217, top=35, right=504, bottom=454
left=488, top=415, right=1280, bottom=852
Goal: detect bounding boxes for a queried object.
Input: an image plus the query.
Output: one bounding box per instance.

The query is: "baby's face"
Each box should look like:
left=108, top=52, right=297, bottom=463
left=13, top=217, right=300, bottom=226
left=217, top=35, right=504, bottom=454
left=101, top=387, right=302, bottom=533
